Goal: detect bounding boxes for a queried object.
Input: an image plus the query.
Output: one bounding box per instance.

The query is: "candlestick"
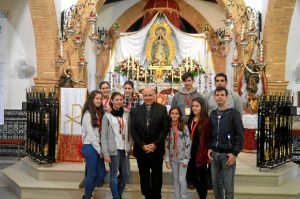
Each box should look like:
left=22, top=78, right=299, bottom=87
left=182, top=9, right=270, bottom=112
left=59, top=39, right=64, bottom=58
left=179, top=67, right=182, bottom=79
left=248, top=18, right=253, bottom=32
left=108, top=68, right=112, bottom=86
left=109, top=50, right=111, bottom=71
left=259, top=44, right=264, bottom=63
left=131, top=54, right=134, bottom=66
left=233, top=48, right=238, bottom=63
left=240, top=23, right=245, bottom=41
left=127, top=56, right=129, bottom=78
left=137, top=65, right=139, bottom=81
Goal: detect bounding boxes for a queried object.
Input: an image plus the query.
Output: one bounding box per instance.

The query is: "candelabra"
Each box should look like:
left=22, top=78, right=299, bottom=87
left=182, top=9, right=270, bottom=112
left=231, top=40, right=266, bottom=72
left=56, top=0, right=103, bottom=66
left=211, top=0, right=262, bottom=60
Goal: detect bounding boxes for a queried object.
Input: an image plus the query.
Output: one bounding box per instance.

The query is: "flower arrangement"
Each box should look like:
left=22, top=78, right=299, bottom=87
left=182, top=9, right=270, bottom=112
left=172, top=58, right=206, bottom=83
left=114, top=57, right=146, bottom=81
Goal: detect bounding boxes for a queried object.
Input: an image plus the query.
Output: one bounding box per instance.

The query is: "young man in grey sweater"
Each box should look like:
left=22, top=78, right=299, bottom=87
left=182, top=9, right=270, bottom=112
left=204, top=73, right=243, bottom=116
left=171, top=72, right=203, bottom=122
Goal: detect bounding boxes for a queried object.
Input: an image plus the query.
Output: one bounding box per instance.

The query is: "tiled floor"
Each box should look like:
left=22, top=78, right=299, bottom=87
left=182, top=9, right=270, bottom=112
left=0, top=156, right=20, bottom=199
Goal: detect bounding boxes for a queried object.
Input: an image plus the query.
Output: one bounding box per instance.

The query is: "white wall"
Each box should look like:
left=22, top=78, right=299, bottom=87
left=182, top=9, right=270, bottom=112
left=54, top=0, right=77, bottom=32
left=244, top=0, right=269, bottom=39
left=285, top=0, right=300, bottom=105
left=0, top=0, right=36, bottom=109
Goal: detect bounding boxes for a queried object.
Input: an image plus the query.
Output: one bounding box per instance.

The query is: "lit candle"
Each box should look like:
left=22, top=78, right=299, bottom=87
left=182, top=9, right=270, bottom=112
left=171, top=70, right=174, bottom=83
left=144, top=70, right=147, bottom=83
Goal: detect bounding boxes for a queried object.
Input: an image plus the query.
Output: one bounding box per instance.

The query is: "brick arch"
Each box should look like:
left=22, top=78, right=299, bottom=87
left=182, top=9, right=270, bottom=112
left=28, top=0, right=59, bottom=89
left=263, top=0, right=295, bottom=92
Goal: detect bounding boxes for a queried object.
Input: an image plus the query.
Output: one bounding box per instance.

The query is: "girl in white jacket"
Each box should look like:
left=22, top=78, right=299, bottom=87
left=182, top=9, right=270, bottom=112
left=81, top=90, right=106, bottom=199
left=101, top=92, right=132, bottom=199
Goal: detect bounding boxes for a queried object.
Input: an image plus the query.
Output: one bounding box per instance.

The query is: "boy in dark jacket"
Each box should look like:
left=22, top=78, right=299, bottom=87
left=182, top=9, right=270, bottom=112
left=208, top=86, right=244, bottom=199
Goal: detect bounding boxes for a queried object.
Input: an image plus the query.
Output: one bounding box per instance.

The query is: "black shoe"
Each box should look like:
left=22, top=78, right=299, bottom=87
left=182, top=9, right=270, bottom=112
left=79, top=180, right=85, bottom=189
left=187, top=184, right=195, bottom=190
left=207, top=184, right=213, bottom=190
left=96, top=181, right=104, bottom=187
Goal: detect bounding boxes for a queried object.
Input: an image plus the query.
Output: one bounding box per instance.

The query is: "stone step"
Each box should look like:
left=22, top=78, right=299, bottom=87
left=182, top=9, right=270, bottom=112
left=0, top=187, right=19, bottom=199
left=20, top=153, right=299, bottom=187
left=3, top=161, right=300, bottom=199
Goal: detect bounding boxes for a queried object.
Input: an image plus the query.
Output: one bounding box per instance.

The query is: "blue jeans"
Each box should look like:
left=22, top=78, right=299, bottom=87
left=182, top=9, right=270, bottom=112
left=109, top=150, right=130, bottom=199
left=82, top=144, right=106, bottom=199
left=210, top=151, right=236, bottom=199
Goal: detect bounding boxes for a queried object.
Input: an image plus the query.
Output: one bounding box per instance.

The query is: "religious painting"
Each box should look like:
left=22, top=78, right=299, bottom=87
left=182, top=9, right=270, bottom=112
left=145, top=21, right=175, bottom=66
left=145, top=20, right=176, bottom=81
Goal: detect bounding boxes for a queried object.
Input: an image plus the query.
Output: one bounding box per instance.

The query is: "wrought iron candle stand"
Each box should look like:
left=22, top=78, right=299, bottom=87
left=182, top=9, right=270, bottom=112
left=26, top=90, right=58, bottom=164
left=257, top=94, right=293, bottom=169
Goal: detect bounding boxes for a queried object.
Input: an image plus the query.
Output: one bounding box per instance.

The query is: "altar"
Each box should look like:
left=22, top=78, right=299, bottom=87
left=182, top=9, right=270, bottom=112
left=97, top=13, right=215, bottom=94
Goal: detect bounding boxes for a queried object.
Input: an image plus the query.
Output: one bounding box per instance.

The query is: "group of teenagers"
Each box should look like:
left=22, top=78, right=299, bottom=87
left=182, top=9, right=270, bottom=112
left=80, top=72, right=244, bottom=199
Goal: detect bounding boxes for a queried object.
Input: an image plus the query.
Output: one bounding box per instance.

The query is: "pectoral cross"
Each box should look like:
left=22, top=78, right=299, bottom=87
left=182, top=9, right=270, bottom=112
left=146, top=119, right=150, bottom=128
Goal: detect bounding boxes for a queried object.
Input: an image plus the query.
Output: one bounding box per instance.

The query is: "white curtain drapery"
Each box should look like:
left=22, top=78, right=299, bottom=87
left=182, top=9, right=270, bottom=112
left=103, top=14, right=216, bottom=93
